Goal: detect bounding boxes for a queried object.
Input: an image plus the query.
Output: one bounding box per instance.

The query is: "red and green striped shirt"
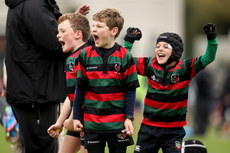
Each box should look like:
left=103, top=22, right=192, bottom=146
left=76, top=43, right=139, bottom=133
left=65, top=44, right=89, bottom=107
left=134, top=38, right=218, bottom=128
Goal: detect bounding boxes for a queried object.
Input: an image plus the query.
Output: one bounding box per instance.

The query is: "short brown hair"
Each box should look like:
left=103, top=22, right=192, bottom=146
left=93, top=8, right=124, bottom=38
left=58, top=13, right=90, bottom=42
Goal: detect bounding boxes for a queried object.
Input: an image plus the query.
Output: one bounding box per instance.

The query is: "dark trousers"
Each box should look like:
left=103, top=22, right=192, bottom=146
left=134, top=124, right=185, bottom=153
left=11, top=103, right=59, bottom=153
left=85, top=132, right=134, bottom=153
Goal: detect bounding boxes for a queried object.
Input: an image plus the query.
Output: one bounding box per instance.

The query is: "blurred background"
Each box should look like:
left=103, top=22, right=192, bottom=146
left=1, top=0, right=230, bottom=153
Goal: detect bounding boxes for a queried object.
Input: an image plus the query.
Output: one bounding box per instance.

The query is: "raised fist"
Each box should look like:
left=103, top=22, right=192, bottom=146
left=124, top=27, right=142, bottom=44
left=203, top=23, right=217, bottom=40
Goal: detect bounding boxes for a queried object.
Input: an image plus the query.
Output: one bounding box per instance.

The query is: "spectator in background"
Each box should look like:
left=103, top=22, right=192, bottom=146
left=219, top=63, right=230, bottom=137
left=191, top=69, right=213, bottom=135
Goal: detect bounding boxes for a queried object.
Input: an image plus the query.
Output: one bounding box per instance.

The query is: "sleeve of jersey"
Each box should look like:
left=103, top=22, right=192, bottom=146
left=122, top=52, right=140, bottom=89
left=123, top=40, right=134, bottom=52
left=200, top=38, right=218, bottom=67
left=135, top=57, right=149, bottom=76
left=76, top=50, right=87, bottom=88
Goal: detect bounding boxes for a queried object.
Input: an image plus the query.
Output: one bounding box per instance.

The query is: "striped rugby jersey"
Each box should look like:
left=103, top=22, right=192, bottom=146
left=76, top=43, right=139, bottom=133
left=134, top=38, right=218, bottom=128
left=65, top=44, right=89, bottom=107
left=135, top=56, right=204, bottom=128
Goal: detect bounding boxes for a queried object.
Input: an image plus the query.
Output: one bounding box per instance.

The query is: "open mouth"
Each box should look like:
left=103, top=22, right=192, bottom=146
left=92, top=34, right=99, bottom=43
left=158, top=53, right=165, bottom=58
left=59, top=40, right=65, bottom=47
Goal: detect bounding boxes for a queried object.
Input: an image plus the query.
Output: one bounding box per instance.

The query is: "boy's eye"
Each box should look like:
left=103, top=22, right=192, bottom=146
left=97, top=25, right=102, bottom=28
left=156, top=45, right=169, bottom=49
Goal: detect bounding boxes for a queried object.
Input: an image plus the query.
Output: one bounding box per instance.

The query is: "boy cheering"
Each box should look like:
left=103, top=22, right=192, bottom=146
left=73, top=8, right=139, bottom=153
left=125, top=23, right=218, bottom=153
left=47, top=13, right=90, bottom=153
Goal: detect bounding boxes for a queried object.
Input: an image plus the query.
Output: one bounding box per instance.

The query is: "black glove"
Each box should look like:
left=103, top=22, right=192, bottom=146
left=124, top=27, right=142, bottom=44
left=203, top=23, right=217, bottom=40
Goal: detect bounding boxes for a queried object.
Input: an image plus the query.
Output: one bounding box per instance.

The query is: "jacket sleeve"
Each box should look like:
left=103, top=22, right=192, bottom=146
left=23, top=0, right=62, bottom=53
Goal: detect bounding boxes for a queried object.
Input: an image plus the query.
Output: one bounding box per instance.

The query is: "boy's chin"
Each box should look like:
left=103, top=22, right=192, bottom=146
left=63, top=50, right=70, bottom=53
left=63, top=48, right=72, bottom=53
left=156, top=59, right=167, bottom=65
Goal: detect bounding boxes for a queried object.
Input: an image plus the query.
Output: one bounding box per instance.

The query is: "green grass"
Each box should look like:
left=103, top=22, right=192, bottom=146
left=185, top=127, right=230, bottom=153
left=0, top=126, right=13, bottom=153
left=1, top=112, right=230, bottom=153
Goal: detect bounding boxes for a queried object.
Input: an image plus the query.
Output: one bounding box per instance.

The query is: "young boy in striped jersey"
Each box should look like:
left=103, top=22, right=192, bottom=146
left=73, top=8, right=140, bottom=153
left=124, top=23, right=218, bottom=153
left=47, top=12, right=91, bottom=153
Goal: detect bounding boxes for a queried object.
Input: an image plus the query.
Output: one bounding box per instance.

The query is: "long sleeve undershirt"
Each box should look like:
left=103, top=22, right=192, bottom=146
left=200, top=38, right=218, bottom=67
left=73, top=85, right=85, bottom=120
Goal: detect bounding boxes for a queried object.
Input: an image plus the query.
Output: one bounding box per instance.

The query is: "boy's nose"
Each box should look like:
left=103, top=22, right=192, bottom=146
left=57, top=33, right=60, bottom=38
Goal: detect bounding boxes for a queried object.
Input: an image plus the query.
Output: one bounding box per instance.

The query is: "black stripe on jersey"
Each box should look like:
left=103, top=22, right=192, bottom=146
left=74, top=58, right=79, bottom=66
left=84, top=106, right=124, bottom=116
left=147, top=69, right=191, bottom=86
left=143, top=57, right=150, bottom=76
left=88, top=86, right=123, bottom=94
left=84, top=64, right=122, bottom=72
left=78, top=55, right=87, bottom=68
left=144, top=112, right=186, bottom=122
left=123, top=80, right=140, bottom=90
left=146, top=92, right=188, bottom=103
left=67, top=86, right=75, bottom=95
left=121, top=57, right=135, bottom=73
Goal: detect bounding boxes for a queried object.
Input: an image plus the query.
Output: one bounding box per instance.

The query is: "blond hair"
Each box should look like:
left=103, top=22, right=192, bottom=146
left=58, top=13, right=90, bottom=42
left=93, top=8, right=124, bottom=38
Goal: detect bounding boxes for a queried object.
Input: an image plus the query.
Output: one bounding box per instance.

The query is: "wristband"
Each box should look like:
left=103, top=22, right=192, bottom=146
left=125, top=115, right=134, bottom=121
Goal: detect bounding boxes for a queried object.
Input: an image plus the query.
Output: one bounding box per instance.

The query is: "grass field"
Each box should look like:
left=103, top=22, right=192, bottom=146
left=0, top=126, right=12, bottom=153
left=1, top=113, right=230, bottom=153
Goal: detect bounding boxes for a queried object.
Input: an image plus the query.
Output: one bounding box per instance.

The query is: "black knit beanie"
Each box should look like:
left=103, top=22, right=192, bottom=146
left=156, top=32, right=184, bottom=65
left=182, top=139, right=207, bottom=153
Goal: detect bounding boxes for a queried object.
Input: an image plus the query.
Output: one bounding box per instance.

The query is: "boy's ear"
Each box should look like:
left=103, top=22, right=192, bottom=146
left=74, top=30, right=82, bottom=39
left=111, top=27, right=118, bottom=37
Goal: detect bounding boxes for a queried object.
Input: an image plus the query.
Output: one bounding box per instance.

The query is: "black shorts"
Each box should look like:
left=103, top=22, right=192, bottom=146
left=66, top=130, right=80, bottom=137
left=134, top=124, right=185, bottom=153
left=84, top=131, right=134, bottom=151
left=66, top=130, right=85, bottom=146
